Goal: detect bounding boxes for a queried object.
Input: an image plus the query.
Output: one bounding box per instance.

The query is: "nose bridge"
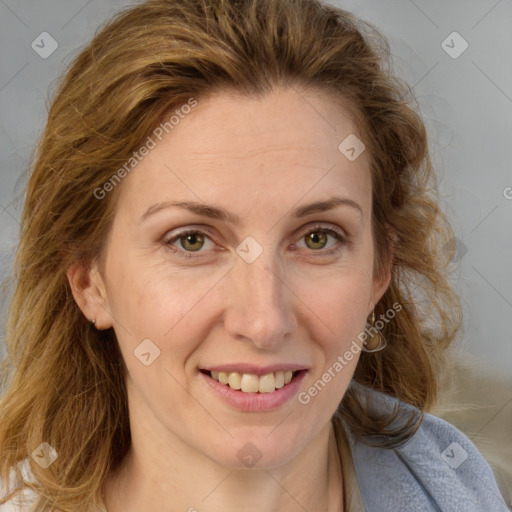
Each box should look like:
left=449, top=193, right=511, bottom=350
left=224, top=248, right=294, bottom=347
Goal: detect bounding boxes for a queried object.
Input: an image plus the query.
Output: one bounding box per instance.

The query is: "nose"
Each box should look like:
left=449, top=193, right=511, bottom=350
left=223, top=252, right=295, bottom=350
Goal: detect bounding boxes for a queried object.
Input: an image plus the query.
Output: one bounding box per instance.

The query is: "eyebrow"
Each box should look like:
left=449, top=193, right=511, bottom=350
left=139, top=196, right=363, bottom=225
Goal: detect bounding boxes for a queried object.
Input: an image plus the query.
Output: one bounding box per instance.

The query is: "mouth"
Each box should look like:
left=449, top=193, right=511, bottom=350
left=199, top=369, right=305, bottom=394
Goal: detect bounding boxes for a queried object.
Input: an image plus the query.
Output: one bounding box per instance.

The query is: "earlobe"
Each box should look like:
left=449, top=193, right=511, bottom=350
left=66, top=260, right=113, bottom=330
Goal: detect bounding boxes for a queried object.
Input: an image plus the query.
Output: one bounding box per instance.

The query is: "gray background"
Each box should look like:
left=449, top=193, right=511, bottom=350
left=1, top=0, right=511, bottom=376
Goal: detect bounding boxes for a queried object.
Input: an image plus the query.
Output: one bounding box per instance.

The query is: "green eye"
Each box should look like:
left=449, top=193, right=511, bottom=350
left=164, top=225, right=345, bottom=260
left=178, top=233, right=205, bottom=251
left=164, top=228, right=217, bottom=259
left=304, top=231, right=329, bottom=250
left=295, top=226, right=346, bottom=253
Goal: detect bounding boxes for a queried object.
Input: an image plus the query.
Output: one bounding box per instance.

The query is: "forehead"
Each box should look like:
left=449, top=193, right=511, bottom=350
left=116, top=87, right=371, bottom=220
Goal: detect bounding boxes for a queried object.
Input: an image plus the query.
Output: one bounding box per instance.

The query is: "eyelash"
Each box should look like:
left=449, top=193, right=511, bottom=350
left=163, top=225, right=347, bottom=260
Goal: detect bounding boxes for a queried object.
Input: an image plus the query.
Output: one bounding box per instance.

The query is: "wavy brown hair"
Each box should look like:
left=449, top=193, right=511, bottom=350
left=0, top=0, right=462, bottom=509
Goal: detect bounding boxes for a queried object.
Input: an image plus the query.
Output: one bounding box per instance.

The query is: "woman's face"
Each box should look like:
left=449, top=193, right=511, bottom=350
left=73, top=87, right=391, bottom=468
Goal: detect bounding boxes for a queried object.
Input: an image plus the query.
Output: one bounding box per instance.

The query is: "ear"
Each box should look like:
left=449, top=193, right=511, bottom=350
left=66, top=259, right=114, bottom=330
left=368, top=226, right=395, bottom=314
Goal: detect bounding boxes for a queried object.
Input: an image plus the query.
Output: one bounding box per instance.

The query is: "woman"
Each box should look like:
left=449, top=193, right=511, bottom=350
left=0, top=0, right=508, bottom=510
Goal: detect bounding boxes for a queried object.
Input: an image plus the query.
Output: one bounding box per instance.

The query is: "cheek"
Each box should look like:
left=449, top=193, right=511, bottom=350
left=290, top=268, right=374, bottom=386
left=108, top=258, right=223, bottom=353
left=321, top=287, right=371, bottom=358
left=295, top=259, right=374, bottom=330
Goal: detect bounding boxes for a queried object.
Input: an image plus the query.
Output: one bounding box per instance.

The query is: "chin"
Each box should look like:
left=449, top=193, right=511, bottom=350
left=205, top=434, right=304, bottom=470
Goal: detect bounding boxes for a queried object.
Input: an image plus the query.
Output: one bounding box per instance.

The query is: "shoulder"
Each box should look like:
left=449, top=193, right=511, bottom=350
left=344, top=382, right=509, bottom=512
left=0, top=460, right=38, bottom=511
left=0, top=460, right=106, bottom=512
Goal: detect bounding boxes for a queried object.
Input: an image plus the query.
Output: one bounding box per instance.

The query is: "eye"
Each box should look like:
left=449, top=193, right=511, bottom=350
left=295, top=226, right=345, bottom=252
left=164, top=228, right=216, bottom=257
left=162, top=224, right=346, bottom=260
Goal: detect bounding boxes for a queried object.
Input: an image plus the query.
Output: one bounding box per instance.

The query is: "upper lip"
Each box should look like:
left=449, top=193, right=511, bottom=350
left=200, top=363, right=309, bottom=376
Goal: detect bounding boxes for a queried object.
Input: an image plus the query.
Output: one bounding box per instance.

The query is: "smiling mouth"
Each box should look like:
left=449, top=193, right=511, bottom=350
left=200, top=369, right=303, bottom=393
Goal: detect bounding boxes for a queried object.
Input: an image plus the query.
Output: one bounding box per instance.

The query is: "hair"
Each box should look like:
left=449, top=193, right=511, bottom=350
left=0, top=0, right=462, bottom=509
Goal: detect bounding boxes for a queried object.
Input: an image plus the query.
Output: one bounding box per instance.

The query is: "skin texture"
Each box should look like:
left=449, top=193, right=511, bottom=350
left=68, top=86, right=392, bottom=512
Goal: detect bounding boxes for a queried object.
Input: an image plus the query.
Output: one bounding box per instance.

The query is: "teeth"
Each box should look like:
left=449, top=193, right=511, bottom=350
left=208, top=370, right=299, bottom=393
left=241, top=373, right=259, bottom=393
left=228, top=372, right=241, bottom=390
left=258, top=373, right=275, bottom=393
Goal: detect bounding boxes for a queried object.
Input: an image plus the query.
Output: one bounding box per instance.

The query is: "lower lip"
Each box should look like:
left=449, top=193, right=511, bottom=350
left=199, top=370, right=307, bottom=412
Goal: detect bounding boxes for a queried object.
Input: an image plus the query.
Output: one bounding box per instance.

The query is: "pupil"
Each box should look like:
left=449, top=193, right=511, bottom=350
left=307, top=232, right=326, bottom=249
left=183, top=233, right=203, bottom=251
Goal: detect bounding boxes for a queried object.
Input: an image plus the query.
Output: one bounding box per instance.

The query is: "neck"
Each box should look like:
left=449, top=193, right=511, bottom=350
left=103, top=423, right=343, bottom=512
